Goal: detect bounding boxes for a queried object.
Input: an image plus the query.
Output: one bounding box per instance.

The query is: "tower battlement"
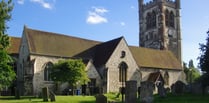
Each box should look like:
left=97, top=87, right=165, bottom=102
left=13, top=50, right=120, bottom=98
left=141, top=0, right=178, bottom=10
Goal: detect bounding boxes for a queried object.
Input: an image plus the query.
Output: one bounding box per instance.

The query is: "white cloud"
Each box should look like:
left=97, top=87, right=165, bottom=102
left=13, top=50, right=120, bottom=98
left=120, top=22, right=126, bottom=26
left=17, top=0, right=24, bottom=4
left=87, top=12, right=108, bottom=24
left=30, top=0, right=55, bottom=10
left=131, top=6, right=135, bottom=9
left=86, top=7, right=108, bottom=24
left=92, top=7, right=108, bottom=14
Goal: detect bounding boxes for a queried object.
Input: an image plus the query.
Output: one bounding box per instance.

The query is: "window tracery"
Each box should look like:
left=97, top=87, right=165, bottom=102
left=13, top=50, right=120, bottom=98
left=44, top=62, right=53, bottom=81
left=119, top=62, right=128, bottom=82
left=146, top=11, right=157, bottom=30
left=165, top=9, right=175, bottom=28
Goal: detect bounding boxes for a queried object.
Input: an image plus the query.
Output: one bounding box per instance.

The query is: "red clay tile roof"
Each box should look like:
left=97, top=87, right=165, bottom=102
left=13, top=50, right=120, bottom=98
left=129, top=46, right=182, bottom=70
left=8, top=37, right=21, bottom=54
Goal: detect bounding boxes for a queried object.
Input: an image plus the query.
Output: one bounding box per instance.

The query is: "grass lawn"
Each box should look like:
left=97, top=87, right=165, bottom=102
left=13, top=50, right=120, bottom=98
left=154, top=93, right=209, bottom=103
left=0, top=93, right=208, bottom=103
left=0, top=96, right=95, bottom=103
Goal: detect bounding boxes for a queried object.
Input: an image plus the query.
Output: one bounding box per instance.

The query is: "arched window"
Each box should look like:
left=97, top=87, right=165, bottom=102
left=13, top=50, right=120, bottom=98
left=164, top=71, right=169, bottom=85
left=165, top=10, right=175, bottom=28
left=44, top=62, right=53, bottom=81
left=119, top=62, right=128, bottom=82
left=146, top=13, right=151, bottom=29
left=151, top=11, right=156, bottom=28
left=165, top=9, right=169, bottom=27
left=169, top=11, right=175, bottom=28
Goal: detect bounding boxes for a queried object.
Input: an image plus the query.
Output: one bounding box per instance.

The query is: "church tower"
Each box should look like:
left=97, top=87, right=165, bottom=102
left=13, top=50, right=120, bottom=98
left=139, top=0, right=182, bottom=62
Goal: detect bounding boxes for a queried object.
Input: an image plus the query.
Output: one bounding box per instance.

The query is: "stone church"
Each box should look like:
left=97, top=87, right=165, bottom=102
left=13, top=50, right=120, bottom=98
left=8, top=0, right=184, bottom=96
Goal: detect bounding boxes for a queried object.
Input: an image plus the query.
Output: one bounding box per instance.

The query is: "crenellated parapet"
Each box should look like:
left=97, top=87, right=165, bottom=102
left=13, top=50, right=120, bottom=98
left=143, top=0, right=158, bottom=10
left=164, top=0, right=176, bottom=8
left=141, top=0, right=178, bottom=10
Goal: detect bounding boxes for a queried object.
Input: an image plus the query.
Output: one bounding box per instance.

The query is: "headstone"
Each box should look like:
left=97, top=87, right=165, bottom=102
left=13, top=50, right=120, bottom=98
left=165, top=87, right=170, bottom=93
left=96, top=94, right=107, bottom=103
left=171, top=81, right=186, bottom=95
left=81, top=84, right=87, bottom=95
left=191, top=82, right=203, bottom=94
left=204, top=86, right=209, bottom=94
left=125, top=81, right=137, bottom=103
left=140, top=81, right=154, bottom=103
left=157, top=82, right=166, bottom=98
left=49, top=91, right=56, bottom=102
left=42, top=87, right=48, bottom=102
left=15, top=87, right=20, bottom=99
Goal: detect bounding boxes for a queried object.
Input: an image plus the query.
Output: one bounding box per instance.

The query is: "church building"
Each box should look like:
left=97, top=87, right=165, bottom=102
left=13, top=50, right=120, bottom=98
left=9, top=0, right=184, bottom=96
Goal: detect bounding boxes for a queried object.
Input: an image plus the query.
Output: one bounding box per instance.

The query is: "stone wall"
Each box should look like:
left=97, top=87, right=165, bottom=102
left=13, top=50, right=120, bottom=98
left=106, top=38, right=141, bottom=93
left=17, top=33, right=31, bottom=95
left=30, top=55, right=62, bottom=95
left=86, top=60, right=101, bottom=87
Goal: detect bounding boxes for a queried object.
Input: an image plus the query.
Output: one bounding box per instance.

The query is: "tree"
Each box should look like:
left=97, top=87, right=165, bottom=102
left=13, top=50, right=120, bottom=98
left=183, top=62, right=189, bottom=82
left=183, top=60, right=201, bottom=83
left=199, top=30, right=209, bottom=87
left=0, top=0, right=15, bottom=90
left=51, top=59, right=89, bottom=87
left=188, top=60, right=194, bottom=68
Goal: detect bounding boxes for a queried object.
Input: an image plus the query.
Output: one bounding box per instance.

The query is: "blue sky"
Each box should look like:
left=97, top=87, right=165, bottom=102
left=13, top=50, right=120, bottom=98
left=7, top=0, right=209, bottom=67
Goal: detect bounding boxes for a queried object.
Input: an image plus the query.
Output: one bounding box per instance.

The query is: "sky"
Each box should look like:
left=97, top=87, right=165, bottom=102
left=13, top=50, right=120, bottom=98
left=7, top=0, right=209, bottom=67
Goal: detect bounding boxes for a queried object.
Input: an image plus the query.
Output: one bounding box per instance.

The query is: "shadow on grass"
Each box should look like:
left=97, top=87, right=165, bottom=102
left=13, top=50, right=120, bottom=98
left=79, top=101, right=95, bottom=103
left=0, top=96, right=34, bottom=100
left=0, top=96, right=43, bottom=102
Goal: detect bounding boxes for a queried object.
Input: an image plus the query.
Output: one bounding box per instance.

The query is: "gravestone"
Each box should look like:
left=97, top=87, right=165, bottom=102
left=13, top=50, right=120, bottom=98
left=157, top=82, right=166, bottom=98
left=191, top=82, right=203, bottom=94
left=96, top=94, right=107, bottom=103
left=171, top=81, right=186, bottom=95
left=125, top=81, right=137, bottom=103
left=204, top=86, right=209, bottom=94
left=15, top=87, right=20, bottom=99
left=42, top=87, right=49, bottom=102
left=49, top=91, right=56, bottom=102
left=140, top=81, right=154, bottom=103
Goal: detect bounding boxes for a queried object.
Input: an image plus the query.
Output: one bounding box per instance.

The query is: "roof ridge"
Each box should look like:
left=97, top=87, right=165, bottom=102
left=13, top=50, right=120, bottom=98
left=25, top=27, right=101, bottom=44
left=98, top=36, right=123, bottom=45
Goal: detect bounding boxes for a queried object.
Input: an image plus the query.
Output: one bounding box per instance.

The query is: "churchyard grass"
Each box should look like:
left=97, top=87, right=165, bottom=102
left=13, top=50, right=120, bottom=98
left=153, top=93, right=209, bottom=103
left=0, top=93, right=209, bottom=103
left=0, top=96, right=95, bottom=103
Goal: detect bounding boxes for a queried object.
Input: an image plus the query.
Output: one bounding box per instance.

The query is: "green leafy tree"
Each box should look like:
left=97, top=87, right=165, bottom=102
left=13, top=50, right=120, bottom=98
left=0, top=0, right=15, bottom=90
left=51, top=59, right=89, bottom=87
left=184, top=60, right=201, bottom=83
left=183, top=62, right=189, bottom=82
left=199, top=30, right=209, bottom=87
